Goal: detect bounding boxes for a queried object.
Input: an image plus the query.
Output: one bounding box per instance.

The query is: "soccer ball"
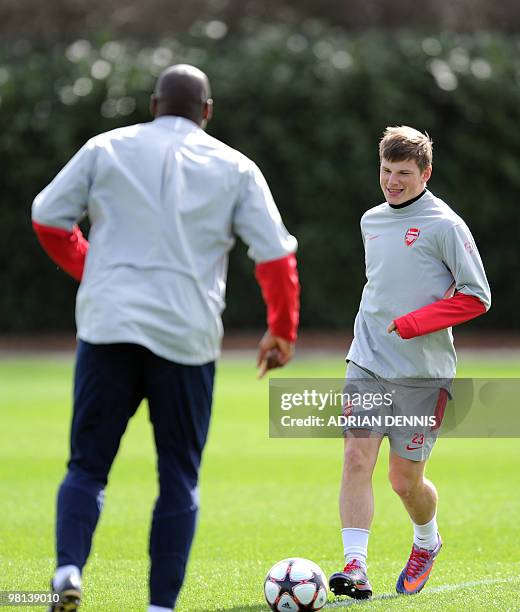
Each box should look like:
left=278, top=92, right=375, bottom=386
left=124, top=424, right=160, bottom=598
left=264, top=558, right=328, bottom=611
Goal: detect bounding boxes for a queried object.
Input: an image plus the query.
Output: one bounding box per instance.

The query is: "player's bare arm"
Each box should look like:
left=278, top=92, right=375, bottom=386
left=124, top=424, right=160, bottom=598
left=257, top=331, right=294, bottom=379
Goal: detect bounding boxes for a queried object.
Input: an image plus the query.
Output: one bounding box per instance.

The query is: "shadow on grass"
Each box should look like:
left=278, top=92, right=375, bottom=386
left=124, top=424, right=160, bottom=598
left=197, top=593, right=404, bottom=611
left=206, top=596, right=399, bottom=611
left=217, top=607, right=266, bottom=611
left=326, top=593, right=402, bottom=607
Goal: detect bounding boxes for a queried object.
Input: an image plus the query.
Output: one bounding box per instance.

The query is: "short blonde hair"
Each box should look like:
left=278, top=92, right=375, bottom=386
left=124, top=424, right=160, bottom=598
left=379, top=126, right=433, bottom=172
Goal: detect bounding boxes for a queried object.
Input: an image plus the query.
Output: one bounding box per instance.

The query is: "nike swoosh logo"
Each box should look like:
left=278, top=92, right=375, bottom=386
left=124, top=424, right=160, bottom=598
left=405, top=445, right=423, bottom=451
left=403, top=566, right=433, bottom=591
left=367, top=234, right=381, bottom=240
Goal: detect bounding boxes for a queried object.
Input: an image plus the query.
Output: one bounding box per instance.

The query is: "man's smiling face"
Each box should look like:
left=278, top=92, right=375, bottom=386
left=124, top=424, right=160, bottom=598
left=380, top=158, right=432, bottom=205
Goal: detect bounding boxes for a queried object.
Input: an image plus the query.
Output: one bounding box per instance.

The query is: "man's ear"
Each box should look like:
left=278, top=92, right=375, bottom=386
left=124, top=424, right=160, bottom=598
left=423, top=165, right=433, bottom=183
left=203, top=99, right=214, bottom=122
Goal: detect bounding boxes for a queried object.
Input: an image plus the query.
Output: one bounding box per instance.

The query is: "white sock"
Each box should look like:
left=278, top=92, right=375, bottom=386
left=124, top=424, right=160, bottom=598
left=53, top=565, right=81, bottom=589
left=147, top=606, right=172, bottom=612
left=413, top=515, right=439, bottom=550
left=341, top=527, right=369, bottom=570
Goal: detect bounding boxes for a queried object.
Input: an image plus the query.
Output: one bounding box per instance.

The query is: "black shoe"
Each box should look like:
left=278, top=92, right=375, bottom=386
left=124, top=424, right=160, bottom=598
left=329, top=559, right=373, bottom=600
left=48, top=574, right=82, bottom=612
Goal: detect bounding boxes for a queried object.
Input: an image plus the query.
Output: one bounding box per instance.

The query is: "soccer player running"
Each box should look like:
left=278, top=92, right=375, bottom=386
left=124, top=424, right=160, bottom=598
left=329, top=126, right=491, bottom=599
left=32, top=64, right=300, bottom=612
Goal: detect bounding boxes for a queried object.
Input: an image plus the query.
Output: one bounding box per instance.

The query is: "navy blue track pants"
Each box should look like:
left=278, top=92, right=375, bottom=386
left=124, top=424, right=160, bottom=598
left=56, top=340, right=215, bottom=609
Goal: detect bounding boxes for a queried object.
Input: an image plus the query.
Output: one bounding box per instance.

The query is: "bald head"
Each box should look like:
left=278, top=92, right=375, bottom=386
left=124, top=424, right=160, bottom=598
left=151, top=64, right=213, bottom=126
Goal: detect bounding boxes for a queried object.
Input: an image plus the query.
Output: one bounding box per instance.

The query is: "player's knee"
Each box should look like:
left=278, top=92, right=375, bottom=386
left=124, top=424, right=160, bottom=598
left=389, top=470, right=421, bottom=499
left=343, top=445, right=372, bottom=477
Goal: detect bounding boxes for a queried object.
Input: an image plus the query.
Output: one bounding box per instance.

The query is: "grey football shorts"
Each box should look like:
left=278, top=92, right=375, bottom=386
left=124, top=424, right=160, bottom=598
left=343, top=361, right=450, bottom=461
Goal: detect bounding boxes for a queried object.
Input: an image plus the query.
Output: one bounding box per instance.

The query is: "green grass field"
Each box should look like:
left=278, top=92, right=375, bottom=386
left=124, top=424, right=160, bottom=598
left=1, top=353, right=520, bottom=611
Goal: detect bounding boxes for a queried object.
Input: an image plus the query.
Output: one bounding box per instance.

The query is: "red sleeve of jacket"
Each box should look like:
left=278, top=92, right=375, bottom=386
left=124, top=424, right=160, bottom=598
left=394, top=292, right=486, bottom=340
left=32, top=221, right=89, bottom=282
left=255, top=253, right=300, bottom=342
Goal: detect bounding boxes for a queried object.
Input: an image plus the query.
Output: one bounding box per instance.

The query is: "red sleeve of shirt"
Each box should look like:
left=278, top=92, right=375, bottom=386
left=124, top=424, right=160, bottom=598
left=32, top=221, right=89, bottom=282
left=394, top=292, right=487, bottom=340
left=255, top=253, right=300, bottom=342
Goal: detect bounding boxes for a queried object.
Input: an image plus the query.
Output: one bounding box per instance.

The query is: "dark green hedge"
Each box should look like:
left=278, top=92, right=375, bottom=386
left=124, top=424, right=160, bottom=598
left=1, top=27, right=518, bottom=332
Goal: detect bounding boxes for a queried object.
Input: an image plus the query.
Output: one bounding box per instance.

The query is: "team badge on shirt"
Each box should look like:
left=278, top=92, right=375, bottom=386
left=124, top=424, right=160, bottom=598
left=404, top=227, right=420, bottom=246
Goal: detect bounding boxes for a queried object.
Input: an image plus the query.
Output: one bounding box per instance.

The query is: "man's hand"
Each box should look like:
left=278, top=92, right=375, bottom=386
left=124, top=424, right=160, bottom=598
left=257, top=331, right=294, bottom=379
left=387, top=321, right=401, bottom=336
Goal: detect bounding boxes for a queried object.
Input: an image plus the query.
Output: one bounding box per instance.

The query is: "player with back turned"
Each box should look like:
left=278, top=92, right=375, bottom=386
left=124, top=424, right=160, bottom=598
left=329, top=126, right=491, bottom=599
left=32, top=64, right=300, bottom=612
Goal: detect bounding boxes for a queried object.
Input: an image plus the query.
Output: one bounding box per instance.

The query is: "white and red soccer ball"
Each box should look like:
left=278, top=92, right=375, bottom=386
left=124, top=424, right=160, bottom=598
left=264, top=558, right=328, bottom=611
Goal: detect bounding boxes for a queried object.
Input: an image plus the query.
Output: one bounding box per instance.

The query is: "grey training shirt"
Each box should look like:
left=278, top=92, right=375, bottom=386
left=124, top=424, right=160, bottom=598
left=347, top=190, right=491, bottom=379
left=32, top=116, right=297, bottom=364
